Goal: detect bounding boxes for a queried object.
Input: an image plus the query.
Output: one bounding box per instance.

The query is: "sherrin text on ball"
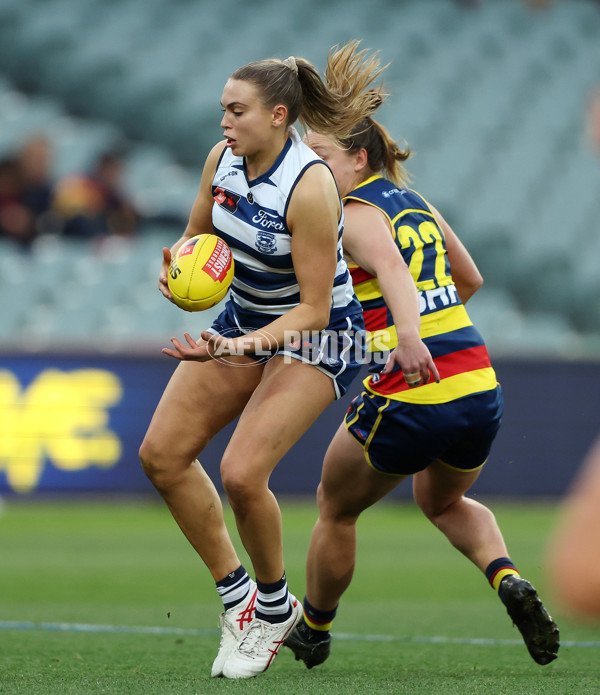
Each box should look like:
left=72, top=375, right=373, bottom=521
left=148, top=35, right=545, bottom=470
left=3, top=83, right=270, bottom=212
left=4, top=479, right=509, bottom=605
left=167, top=234, right=234, bottom=311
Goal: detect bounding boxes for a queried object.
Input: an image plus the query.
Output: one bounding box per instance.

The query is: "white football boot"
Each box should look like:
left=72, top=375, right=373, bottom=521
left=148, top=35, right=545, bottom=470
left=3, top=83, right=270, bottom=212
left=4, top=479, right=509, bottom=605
left=211, top=580, right=257, bottom=678
left=222, top=594, right=303, bottom=679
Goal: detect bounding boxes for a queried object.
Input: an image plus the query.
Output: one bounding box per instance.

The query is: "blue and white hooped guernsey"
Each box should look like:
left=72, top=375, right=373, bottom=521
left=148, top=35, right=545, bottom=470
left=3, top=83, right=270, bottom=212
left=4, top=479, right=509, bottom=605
left=211, top=127, right=361, bottom=329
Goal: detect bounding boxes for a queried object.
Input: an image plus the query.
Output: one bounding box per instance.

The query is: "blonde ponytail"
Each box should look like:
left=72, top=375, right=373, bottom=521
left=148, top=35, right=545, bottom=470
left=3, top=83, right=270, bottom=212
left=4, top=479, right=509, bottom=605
left=338, top=117, right=412, bottom=189
left=297, top=40, right=388, bottom=138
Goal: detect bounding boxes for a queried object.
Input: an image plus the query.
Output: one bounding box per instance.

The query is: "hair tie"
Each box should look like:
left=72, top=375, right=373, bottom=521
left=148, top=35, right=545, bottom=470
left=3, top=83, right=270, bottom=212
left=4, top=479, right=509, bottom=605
left=283, top=56, right=299, bottom=76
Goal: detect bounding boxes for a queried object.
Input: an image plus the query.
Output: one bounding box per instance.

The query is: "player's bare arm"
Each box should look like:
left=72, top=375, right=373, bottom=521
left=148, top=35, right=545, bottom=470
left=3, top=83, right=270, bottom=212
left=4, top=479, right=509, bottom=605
left=343, top=201, right=439, bottom=385
left=430, top=204, right=483, bottom=304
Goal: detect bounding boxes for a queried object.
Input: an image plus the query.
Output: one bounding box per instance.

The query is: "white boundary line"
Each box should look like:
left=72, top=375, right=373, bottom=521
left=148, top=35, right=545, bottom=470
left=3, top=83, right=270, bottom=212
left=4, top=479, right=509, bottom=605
left=0, top=620, right=598, bottom=648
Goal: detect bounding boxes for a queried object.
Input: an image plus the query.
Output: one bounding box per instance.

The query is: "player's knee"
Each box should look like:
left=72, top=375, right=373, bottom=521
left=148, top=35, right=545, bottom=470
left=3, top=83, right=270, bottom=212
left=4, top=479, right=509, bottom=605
left=316, top=481, right=333, bottom=514
left=139, top=437, right=196, bottom=491
left=220, top=457, right=258, bottom=511
left=317, top=481, right=360, bottom=523
left=221, top=476, right=258, bottom=520
left=415, top=492, right=454, bottom=523
left=139, top=440, right=168, bottom=488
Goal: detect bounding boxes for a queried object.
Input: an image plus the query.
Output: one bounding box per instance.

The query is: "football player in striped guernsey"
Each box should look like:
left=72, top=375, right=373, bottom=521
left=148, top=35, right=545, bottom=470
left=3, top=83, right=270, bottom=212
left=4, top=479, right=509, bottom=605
left=140, top=42, right=435, bottom=680
left=284, top=119, right=559, bottom=669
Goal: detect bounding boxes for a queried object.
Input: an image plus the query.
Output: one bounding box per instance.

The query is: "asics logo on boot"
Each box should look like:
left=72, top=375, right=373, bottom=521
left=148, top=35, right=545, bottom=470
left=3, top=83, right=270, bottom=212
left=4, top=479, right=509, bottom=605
left=237, top=591, right=257, bottom=631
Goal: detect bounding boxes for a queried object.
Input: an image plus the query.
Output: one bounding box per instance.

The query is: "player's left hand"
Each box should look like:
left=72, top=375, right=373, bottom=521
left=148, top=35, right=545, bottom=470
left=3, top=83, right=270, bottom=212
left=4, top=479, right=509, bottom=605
left=162, top=332, right=235, bottom=362
left=382, top=338, right=440, bottom=388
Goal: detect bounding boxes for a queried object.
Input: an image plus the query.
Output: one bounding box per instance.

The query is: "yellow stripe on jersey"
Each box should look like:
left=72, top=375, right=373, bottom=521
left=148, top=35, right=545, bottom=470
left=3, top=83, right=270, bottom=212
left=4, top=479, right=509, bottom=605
left=419, top=304, right=473, bottom=339
left=352, top=276, right=382, bottom=303
left=367, top=325, right=398, bottom=352
left=366, top=367, right=498, bottom=405
left=363, top=304, right=474, bottom=354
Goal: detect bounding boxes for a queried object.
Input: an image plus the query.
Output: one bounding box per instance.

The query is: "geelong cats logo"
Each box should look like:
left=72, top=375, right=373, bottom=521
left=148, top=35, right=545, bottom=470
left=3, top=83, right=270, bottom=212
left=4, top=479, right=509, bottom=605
left=255, top=231, right=277, bottom=254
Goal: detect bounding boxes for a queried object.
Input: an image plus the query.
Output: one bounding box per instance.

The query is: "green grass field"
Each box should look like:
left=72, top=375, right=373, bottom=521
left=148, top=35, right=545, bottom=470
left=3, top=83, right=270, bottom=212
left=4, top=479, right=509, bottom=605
left=1, top=497, right=599, bottom=694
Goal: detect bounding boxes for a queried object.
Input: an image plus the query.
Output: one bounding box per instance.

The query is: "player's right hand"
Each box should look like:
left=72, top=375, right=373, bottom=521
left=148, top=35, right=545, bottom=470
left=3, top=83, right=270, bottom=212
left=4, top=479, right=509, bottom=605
left=159, top=247, right=173, bottom=300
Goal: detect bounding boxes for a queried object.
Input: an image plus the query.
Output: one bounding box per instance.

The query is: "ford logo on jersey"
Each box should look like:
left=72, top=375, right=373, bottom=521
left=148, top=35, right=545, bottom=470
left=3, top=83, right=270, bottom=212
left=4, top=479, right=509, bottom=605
left=252, top=208, right=285, bottom=231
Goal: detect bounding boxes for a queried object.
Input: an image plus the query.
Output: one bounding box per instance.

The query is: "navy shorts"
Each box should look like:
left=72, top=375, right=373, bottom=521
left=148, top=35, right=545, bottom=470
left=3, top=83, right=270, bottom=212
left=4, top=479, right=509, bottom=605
left=208, top=302, right=366, bottom=399
left=345, top=386, right=504, bottom=475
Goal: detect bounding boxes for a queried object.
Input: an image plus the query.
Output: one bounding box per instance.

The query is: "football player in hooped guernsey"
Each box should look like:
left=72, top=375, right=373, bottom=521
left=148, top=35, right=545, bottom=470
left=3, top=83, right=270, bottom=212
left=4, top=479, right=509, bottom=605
left=140, top=42, right=436, bottom=681
left=284, top=119, right=559, bottom=669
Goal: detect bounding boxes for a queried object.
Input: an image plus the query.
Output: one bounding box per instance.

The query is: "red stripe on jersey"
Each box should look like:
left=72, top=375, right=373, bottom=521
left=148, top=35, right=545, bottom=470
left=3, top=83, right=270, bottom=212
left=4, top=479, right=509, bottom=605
left=364, top=306, right=389, bottom=331
left=371, top=344, right=492, bottom=394
left=350, top=266, right=375, bottom=285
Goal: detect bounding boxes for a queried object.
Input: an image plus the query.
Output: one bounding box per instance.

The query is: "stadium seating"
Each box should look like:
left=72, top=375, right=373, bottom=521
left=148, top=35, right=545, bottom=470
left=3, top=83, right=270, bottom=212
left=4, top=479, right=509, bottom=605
left=1, top=0, right=599, bottom=356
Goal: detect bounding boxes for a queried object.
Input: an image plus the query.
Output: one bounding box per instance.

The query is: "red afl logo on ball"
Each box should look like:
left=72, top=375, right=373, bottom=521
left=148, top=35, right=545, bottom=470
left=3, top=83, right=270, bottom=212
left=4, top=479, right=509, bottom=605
left=179, top=239, right=198, bottom=257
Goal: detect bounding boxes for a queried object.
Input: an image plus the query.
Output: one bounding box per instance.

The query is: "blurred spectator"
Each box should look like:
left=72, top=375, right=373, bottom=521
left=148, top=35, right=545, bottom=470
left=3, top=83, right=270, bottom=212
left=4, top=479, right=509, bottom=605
left=52, top=149, right=138, bottom=240
left=0, top=156, right=37, bottom=247
left=18, top=135, right=53, bottom=221
left=0, top=135, right=58, bottom=248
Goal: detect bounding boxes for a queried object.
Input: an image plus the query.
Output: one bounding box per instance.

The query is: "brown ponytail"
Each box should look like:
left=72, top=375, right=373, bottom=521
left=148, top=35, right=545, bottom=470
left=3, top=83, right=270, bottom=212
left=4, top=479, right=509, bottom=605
left=230, top=39, right=389, bottom=141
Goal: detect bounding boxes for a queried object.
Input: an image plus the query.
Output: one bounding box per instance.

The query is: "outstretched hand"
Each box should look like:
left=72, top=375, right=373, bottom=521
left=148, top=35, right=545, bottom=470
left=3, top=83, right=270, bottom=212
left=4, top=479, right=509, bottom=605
left=162, top=333, right=213, bottom=361
left=161, top=332, right=239, bottom=362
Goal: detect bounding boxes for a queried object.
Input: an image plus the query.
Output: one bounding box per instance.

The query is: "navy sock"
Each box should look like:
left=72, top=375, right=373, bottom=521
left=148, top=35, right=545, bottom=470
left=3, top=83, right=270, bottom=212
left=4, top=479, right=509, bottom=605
left=215, top=565, right=251, bottom=611
left=298, top=596, right=337, bottom=642
left=255, top=574, right=292, bottom=624
left=484, top=557, right=520, bottom=605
